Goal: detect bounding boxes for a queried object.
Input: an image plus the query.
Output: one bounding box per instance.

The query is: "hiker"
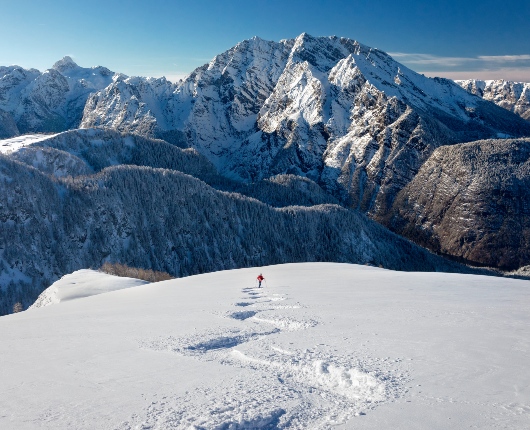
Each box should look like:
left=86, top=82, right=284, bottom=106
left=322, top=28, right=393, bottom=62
left=257, top=273, right=265, bottom=288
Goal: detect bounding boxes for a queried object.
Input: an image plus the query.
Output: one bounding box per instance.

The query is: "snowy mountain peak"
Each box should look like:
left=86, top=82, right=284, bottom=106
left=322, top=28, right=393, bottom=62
left=0, top=56, right=118, bottom=135
left=77, top=34, right=530, bottom=200
left=457, top=79, right=530, bottom=121
left=52, top=56, right=79, bottom=72
left=288, top=33, right=353, bottom=72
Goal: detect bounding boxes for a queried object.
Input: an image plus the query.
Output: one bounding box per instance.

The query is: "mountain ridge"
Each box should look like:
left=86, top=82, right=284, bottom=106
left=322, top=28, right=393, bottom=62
left=386, top=137, right=530, bottom=270
left=79, top=34, right=530, bottom=222
left=0, top=57, right=119, bottom=136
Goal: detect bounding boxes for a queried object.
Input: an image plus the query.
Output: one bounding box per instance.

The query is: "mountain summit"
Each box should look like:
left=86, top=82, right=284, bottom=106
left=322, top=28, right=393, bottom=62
left=80, top=33, right=530, bottom=218
left=52, top=56, right=79, bottom=72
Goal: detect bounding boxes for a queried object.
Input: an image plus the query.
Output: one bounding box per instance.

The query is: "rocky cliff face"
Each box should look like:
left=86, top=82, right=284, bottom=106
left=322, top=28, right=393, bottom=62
left=80, top=75, right=178, bottom=140
left=81, top=37, right=294, bottom=151
left=80, top=34, right=530, bottom=221
left=0, top=57, right=116, bottom=137
left=387, top=138, right=530, bottom=269
left=457, top=79, right=530, bottom=121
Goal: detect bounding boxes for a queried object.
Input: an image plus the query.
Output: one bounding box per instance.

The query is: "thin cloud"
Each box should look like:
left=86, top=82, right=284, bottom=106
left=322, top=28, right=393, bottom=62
left=477, top=55, right=530, bottom=62
left=163, top=73, right=189, bottom=83
left=390, top=52, right=530, bottom=66
left=389, top=52, right=530, bottom=81
left=424, top=68, right=530, bottom=83
left=389, top=53, right=473, bottom=67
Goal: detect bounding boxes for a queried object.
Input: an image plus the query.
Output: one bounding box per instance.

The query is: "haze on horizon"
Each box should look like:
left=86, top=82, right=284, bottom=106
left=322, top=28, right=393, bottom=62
left=2, top=0, right=530, bottom=83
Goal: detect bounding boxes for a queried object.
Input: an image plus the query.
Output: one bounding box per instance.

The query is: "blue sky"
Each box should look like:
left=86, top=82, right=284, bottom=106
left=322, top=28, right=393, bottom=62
left=1, top=0, right=529, bottom=82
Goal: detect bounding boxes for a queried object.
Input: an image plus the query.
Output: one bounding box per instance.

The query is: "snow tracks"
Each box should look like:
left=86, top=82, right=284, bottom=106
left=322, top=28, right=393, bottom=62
left=128, top=284, right=406, bottom=429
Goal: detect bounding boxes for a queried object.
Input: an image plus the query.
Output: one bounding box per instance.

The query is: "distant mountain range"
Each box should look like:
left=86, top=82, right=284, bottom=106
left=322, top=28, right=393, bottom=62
left=1, top=34, right=530, bottom=313
left=0, top=56, right=116, bottom=136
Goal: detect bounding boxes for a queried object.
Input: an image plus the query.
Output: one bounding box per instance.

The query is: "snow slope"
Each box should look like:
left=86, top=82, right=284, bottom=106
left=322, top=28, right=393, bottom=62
left=29, top=269, right=148, bottom=309
left=1, top=263, right=529, bottom=429
left=0, top=133, right=58, bottom=153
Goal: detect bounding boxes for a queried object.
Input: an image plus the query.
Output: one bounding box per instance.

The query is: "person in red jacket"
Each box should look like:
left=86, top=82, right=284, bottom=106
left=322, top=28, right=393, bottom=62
left=257, top=273, right=265, bottom=288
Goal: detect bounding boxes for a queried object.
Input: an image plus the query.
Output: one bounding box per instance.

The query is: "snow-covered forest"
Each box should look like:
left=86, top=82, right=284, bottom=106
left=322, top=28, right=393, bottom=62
left=0, top=131, right=474, bottom=314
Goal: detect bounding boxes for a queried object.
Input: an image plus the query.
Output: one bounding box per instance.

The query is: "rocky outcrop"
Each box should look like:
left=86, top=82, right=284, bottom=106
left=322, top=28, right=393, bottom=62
left=80, top=75, right=178, bottom=140
left=457, top=79, right=530, bottom=121
left=387, top=139, right=530, bottom=269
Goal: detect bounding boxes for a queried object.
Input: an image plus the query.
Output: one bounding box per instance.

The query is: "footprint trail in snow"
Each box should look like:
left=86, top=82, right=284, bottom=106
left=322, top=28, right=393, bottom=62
left=133, top=282, right=408, bottom=428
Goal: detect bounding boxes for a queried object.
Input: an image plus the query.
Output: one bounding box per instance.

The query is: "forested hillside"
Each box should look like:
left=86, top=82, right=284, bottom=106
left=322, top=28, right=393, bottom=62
left=0, top=131, right=476, bottom=314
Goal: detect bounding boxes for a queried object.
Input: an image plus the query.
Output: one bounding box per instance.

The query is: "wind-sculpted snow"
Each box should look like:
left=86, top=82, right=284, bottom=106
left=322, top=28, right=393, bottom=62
left=29, top=269, right=148, bottom=309
left=457, top=79, right=530, bottom=121
left=0, top=133, right=59, bottom=154
left=0, top=133, right=477, bottom=314
left=387, top=138, right=530, bottom=269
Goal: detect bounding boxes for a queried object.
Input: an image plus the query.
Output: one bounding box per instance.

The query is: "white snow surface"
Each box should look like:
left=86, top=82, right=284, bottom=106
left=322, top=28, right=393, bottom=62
left=29, top=269, right=149, bottom=309
left=1, top=262, right=530, bottom=429
left=0, top=133, right=58, bottom=153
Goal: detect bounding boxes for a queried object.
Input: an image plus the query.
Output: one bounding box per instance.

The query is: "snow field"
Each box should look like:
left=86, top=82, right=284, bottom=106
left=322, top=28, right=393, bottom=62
left=138, top=276, right=406, bottom=428
left=1, top=262, right=529, bottom=429
left=0, top=133, right=58, bottom=154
